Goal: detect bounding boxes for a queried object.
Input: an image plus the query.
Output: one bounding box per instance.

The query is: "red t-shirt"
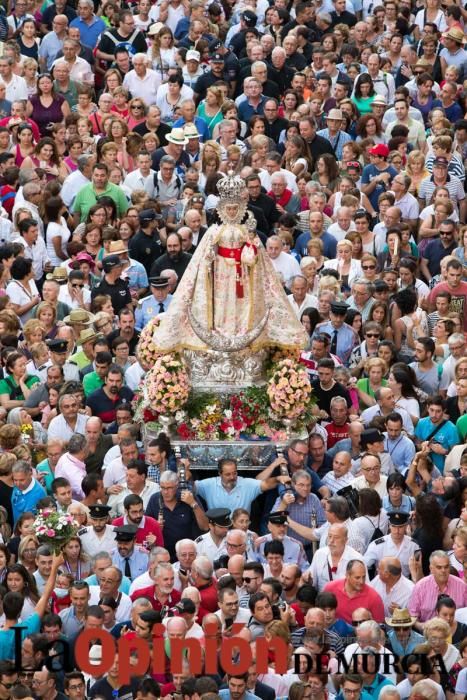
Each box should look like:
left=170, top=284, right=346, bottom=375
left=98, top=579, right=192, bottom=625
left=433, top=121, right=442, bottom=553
left=428, top=281, right=467, bottom=331
left=112, top=515, right=164, bottom=547
left=198, top=581, right=218, bottom=613
left=323, top=579, right=385, bottom=623
left=325, top=422, right=350, bottom=449
left=130, top=585, right=181, bottom=611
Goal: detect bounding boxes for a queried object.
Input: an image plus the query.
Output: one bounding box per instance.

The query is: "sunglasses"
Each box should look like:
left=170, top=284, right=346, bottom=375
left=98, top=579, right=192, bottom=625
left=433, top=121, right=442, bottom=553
left=362, top=265, right=376, bottom=270
left=352, top=620, right=368, bottom=626
left=366, top=333, right=380, bottom=338
left=71, top=283, right=84, bottom=288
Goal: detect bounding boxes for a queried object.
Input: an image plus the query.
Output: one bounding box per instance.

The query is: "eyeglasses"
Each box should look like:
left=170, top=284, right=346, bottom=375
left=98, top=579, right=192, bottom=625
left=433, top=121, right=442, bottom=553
left=362, top=265, right=376, bottom=270
left=71, top=283, right=84, bottom=288
left=68, top=684, right=85, bottom=690
left=366, top=333, right=380, bottom=338
left=242, top=576, right=259, bottom=583
left=362, top=466, right=380, bottom=472
left=351, top=619, right=369, bottom=626
left=226, top=542, right=243, bottom=548
left=291, top=447, right=307, bottom=457
left=439, top=231, right=453, bottom=236
left=132, top=105, right=144, bottom=109
left=0, top=681, right=17, bottom=689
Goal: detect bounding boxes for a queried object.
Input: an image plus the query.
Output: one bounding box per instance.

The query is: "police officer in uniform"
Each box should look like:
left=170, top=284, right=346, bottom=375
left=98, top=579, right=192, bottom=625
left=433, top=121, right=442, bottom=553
left=79, top=504, right=118, bottom=558
left=91, top=255, right=132, bottom=315
left=128, top=209, right=165, bottom=276
left=364, top=511, right=419, bottom=578
left=135, top=276, right=173, bottom=330
left=313, top=301, right=359, bottom=366
left=111, top=524, right=149, bottom=581
left=45, top=338, right=80, bottom=382
left=195, top=508, right=230, bottom=560
left=255, top=511, right=309, bottom=571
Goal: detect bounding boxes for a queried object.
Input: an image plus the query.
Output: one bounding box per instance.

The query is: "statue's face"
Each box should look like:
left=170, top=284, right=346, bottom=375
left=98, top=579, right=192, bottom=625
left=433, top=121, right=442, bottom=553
left=225, top=203, right=240, bottom=221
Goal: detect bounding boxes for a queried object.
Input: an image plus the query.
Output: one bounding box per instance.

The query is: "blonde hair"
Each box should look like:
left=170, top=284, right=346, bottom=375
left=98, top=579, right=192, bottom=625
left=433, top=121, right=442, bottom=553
left=319, top=275, right=340, bottom=296
left=364, top=356, right=387, bottom=375
left=23, top=319, right=45, bottom=342
left=423, top=617, right=450, bottom=639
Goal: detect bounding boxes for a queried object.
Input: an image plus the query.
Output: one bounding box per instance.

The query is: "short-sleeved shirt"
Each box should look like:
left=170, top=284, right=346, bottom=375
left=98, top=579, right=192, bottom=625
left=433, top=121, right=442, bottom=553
left=361, top=163, right=398, bottom=210
left=428, top=280, right=467, bottom=331
left=414, top=417, right=459, bottom=472
left=195, top=476, right=262, bottom=512
left=86, top=386, right=134, bottom=423
left=0, top=374, right=39, bottom=399
left=0, top=612, right=40, bottom=661
left=73, top=182, right=128, bottom=222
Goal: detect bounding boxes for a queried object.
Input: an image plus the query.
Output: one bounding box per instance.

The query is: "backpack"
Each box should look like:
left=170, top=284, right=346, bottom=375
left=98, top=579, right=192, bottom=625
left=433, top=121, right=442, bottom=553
left=365, top=514, right=384, bottom=543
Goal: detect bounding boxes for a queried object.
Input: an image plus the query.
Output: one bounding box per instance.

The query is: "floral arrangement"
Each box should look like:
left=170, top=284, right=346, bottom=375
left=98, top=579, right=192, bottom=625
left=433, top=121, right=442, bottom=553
left=268, top=346, right=302, bottom=368
left=20, top=423, right=33, bottom=443
left=146, top=354, right=190, bottom=415
left=33, top=509, right=78, bottom=554
left=137, top=316, right=161, bottom=370
left=267, top=358, right=312, bottom=420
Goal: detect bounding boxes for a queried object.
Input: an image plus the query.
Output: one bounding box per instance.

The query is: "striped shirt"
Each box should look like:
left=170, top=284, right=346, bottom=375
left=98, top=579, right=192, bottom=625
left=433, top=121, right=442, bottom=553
left=425, top=152, right=465, bottom=182
left=408, top=574, right=467, bottom=622
left=322, top=470, right=355, bottom=494
left=419, top=173, right=465, bottom=208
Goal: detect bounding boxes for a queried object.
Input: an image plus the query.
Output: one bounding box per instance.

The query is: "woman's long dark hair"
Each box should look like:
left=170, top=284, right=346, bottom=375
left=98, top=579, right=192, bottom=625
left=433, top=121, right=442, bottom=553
left=414, top=494, right=444, bottom=537
left=391, top=363, right=419, bottom=400
left=6, top=563, right=39, bottom=603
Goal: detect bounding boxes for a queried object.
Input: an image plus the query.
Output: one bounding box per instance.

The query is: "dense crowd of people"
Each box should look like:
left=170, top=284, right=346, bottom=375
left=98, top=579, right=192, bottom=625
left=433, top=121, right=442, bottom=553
left=0, top=1, right=464, bottom=700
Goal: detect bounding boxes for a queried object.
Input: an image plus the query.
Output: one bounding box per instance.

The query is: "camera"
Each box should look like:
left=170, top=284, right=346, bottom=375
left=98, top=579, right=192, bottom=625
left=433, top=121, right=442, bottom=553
left=213, top=554, right=229, bottom=571
left=336, top=485, right=360, bottom=519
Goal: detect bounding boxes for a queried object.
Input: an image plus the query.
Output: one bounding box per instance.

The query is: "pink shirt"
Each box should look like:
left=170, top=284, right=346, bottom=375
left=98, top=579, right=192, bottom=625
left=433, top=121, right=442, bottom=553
left=408, top=574, right=467, bottom=622
left=55, top=452, right=86, bottom=500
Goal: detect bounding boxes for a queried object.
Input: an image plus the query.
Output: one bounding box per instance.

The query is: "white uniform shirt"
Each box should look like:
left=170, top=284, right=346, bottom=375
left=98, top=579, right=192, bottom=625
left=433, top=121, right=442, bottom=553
left=364, top=534, right=419, bottom=577
left=194, top=532, right=226, bottom=560
left=80, top=524, right=117, bottom=558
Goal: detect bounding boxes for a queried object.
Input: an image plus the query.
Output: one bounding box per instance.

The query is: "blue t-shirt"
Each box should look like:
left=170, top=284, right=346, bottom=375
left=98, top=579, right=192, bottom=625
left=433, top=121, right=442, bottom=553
left=361, top=164, right=398, bottom=211
left=414, top=417, right=459, bottom=473
left=0, top=612, right=40, bottom=661
left=195, top=476, right=262, bottom=512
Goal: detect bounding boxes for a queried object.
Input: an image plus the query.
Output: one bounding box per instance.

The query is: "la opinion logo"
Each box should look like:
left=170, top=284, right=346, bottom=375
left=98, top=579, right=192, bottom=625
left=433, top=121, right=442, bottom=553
left=9, top=623, right=447, bottom=683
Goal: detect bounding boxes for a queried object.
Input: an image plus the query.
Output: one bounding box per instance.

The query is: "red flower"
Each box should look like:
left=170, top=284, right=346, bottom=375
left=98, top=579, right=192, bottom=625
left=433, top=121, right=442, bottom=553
left=143, top=408, right=158, bottom=421
left=177, top=423, right=192, bottom=439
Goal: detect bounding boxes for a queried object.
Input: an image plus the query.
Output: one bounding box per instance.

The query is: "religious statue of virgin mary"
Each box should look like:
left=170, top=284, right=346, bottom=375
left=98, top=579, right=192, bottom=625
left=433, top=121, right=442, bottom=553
left=151, top=172, right=307, bottom=355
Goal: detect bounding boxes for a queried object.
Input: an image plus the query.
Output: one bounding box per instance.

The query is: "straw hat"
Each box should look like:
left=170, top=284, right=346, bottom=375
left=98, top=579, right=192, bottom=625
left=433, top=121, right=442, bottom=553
left=166, top=127, right=188, bottom=145
left=385, top=608, right=417, bottom=627
left=63, top=308, right=95, bottom=325
left=442, top=27, right=466, bottom=44
left=77, top=328, right=99, bottom=346
left=46, top=267, right=68, bottom=283
left=109, top=240, right=129, bottom=256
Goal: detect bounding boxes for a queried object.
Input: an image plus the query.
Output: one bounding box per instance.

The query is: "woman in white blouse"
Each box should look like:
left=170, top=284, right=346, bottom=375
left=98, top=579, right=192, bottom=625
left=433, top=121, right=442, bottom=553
left=325, top=240, right=362, bottom=291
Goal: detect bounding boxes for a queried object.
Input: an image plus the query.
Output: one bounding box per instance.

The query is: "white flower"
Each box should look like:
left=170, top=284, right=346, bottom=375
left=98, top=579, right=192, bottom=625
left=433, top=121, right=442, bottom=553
left=224, top=410, right=233, bottom=419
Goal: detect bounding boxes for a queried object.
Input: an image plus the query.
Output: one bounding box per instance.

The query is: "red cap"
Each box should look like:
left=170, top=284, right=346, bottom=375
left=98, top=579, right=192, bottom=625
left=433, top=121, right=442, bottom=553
left=369, top=144, right=390, bottom=157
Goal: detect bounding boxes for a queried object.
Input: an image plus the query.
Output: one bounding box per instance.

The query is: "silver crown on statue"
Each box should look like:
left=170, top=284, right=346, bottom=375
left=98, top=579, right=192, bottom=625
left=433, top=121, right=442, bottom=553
left=217, top=171, right=246, bottom=203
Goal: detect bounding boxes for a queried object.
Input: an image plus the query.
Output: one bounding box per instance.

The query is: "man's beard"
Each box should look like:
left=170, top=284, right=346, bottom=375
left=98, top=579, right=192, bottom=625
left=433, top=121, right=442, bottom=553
left=168, top=251, right=181, bottom=261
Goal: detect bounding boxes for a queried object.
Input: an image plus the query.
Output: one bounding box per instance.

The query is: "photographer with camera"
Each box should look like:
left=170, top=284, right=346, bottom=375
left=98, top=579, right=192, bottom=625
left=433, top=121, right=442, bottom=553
left=146, top=471, right=209, bottom=561
left=272, top=470, right=326, bottom=562
left=254, top=511, right=309, bottom=572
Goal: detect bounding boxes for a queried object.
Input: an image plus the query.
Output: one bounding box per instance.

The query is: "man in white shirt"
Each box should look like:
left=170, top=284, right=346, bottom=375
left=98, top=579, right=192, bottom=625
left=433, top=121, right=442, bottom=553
left=266, top=236, right=301, bottom=287
left=15, top=219, right=51, bottom=282
left=0, top=56, right=28, bottom=101
left=103, top=438, right=140, bottom=488
left=58, top=270, right=91, bottom=309
left=123, top=53, right=160, bottom=105
left=53, top=38, right=94, bottom=85
left=307, top=523, right=365, bottom=591
left=47, top=391, right=88, bottom=441
left=215, top=588, right=251, bottom=630
left=287, top=275, right=318, bottom=318
left=107, top=461, right=160, bottom=517
left=327, top=206, right=356, bottom=242
left=60, top=154, right=94, bottom=208
left=123, top=151, right=156, bottom=196
left=370, top=556, right=415, bottom=617
left=351, top=452, right=388, bottom=499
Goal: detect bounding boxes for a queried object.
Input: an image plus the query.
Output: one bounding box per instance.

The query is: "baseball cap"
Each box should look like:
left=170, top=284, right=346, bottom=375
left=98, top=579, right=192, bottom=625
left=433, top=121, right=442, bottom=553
left=369, top=144, right=390, bottom=158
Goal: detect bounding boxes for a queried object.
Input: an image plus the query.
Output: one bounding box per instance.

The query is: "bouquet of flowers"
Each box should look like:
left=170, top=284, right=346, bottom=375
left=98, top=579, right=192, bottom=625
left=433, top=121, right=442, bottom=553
left=33, top=509, right=78, bottom=554
left=137, top=316, right=161, bottom=370
left=267, top=358, right=312, bottom=420
left=147, top=354, right=190, bottom=415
